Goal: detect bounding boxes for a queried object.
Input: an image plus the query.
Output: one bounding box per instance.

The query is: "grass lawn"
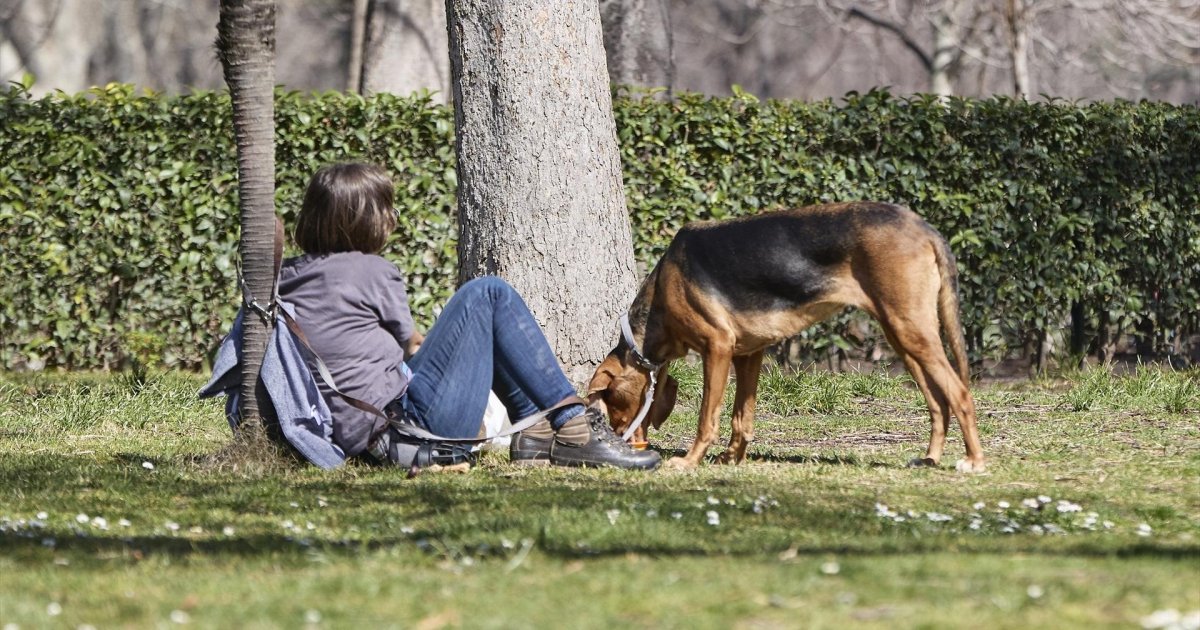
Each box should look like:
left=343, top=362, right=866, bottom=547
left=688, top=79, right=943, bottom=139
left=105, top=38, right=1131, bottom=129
left=0, top=365, right=1197, bottom=629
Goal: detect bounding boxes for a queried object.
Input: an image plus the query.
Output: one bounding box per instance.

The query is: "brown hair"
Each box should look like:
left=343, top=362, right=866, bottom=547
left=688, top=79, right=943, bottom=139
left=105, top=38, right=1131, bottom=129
left=294, top=163, right=397, bottom=254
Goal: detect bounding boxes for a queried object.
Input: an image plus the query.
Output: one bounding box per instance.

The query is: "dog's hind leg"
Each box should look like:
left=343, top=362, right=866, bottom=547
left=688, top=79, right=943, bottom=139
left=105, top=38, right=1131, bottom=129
left=880, top=318, right=985, bottom=472
left=668, top=346, right=734, bottom=469
left=718, top=350, right=765, bottom=465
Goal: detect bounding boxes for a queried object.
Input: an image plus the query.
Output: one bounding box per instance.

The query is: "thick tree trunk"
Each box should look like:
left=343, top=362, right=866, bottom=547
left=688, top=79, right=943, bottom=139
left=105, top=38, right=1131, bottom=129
left=598, top=0, right=674, bottom=93
left=361, top=0, right=450, bottom=101
left=217, top=0, right=277, bottom=431
left=446, top=0, right=640, bottom=386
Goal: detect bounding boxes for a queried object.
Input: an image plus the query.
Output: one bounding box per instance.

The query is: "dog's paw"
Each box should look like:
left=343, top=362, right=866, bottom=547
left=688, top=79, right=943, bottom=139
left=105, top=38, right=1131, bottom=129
left=715, top=450, right=736, bottom=465
left=955, top=458, right=987, bottom=474
left=907, top=457, right=938, bottom=468
left=663, top=456, right=696, bottom=470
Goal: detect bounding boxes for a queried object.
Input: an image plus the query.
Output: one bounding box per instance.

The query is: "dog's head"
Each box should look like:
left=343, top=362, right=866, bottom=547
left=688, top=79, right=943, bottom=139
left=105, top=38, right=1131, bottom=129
left=586, top=350, right=678, bottom=445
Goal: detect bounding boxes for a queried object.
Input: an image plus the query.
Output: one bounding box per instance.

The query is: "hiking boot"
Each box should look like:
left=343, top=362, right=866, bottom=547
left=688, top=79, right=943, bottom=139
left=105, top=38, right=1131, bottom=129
left=510, top=418, right=553, bottom=466
left=550, top=407, right=661, bottom=470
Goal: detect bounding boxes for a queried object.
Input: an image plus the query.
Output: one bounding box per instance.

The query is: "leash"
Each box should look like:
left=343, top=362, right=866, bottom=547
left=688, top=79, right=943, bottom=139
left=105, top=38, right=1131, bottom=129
left=618, top=313, right=664, bottom=442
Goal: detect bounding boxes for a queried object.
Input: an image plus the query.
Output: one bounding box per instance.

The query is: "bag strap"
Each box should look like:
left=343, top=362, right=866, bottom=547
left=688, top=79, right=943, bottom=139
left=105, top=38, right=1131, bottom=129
left=277, top=306, right=585, bottom=445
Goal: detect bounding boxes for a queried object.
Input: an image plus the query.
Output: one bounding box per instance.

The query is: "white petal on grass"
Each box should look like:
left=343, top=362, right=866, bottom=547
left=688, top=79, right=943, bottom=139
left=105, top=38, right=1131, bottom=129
left=37, top=511, right=48, bottom=520
left=1137, top=523, right=1153, bottom=537
left=118, top=519, right=132, bottom=528
left=164, top=521, right=180, bottom=532
left=1056, top=500, right=1083, bottom=513
left=142, top=461, right=154, bottom=470
left=1027, top=585, right=1044, bottom=599
left=972, top=502, right=986, bottom=510
left=997, top=501, right=1011, bottom=509
left=170, top=610, right=190, bottom=624
left=75, top=513, right=89, bottom=524
left=222, top=526, right=236, bottom=536
left=1022, top=498, right=1040, bottom=509
left=606, top=509, right=621, bottom=525
left=1141, top=609, right=1181, bottom=629
left=671, top=512, right=682, bottom=520
left=1037, top=495, right=1052, bottom=504
left=304, top=610, right=322, bottom=624
left=706, top=496, right=720, bottom=505
left=47, top=602, right=62, bottom=616
left=706, top=511, right=720, bottom=526
left=820, top=561, right=840, bottom=575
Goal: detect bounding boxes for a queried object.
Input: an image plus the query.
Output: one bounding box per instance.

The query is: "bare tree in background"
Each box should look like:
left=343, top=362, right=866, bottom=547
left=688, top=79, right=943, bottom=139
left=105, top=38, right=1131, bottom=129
left=797, top=0, right=1198, bottom=98
left=446, top=0, right=641, bottom=386
left=599, top=0, right=675, bottom=93
left=355, top=0, right=449, bottom=101
left=216, top=0, right=277, bottom=440
left=672, top=0, right=1198, bottom=101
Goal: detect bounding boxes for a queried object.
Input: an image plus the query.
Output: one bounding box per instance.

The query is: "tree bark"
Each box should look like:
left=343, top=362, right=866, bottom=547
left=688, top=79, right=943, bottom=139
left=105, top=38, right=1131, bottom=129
left=598, top=0, right=674, bottom=94
left=361, top=0, right=450, bottom=102
left=446, top=0, right=640, bottom=386
left=217, top=0, right=277, bottom=431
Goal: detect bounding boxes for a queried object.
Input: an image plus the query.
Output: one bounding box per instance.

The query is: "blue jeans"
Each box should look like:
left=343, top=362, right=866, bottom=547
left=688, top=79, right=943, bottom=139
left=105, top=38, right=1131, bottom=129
left=402, top=276, right=584, bottom=438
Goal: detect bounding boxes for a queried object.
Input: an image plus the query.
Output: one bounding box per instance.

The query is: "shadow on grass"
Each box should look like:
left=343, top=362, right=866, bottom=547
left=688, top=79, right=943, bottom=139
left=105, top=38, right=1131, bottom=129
left=1, top=529, right=1196, bottom=565
left=4, top=454, right=1199, bottom=566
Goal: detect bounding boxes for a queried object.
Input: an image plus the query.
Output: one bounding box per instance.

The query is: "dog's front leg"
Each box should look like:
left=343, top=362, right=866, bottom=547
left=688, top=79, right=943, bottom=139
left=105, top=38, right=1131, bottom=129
left=667, top=350, right=733, bottom=469
left=717, top=350, right=764, bottom=465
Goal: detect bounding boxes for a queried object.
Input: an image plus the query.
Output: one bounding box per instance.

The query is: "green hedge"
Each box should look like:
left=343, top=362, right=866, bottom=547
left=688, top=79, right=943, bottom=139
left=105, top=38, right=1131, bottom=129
left=1, top=84, right=1196, bottom=371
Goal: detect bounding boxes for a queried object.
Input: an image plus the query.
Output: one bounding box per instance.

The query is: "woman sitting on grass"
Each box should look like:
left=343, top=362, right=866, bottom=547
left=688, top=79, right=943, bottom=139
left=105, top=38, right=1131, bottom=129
left=279, top=162, right=660, bottom=471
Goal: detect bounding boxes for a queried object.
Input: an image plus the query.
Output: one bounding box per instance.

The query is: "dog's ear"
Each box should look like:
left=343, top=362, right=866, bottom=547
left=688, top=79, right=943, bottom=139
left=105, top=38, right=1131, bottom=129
left=586, top=353, right=622, bottom=402
left=646, top=370, right=678, bottom=430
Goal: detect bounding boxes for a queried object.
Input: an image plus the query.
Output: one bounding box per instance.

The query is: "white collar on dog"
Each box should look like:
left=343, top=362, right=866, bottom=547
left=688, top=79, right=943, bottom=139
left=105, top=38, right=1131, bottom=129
left=618, top=313, right=662, bottom=442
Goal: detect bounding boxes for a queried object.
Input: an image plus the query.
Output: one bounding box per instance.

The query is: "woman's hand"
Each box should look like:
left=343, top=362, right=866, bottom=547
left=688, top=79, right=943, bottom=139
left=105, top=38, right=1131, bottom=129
left=405, top=331, right=424, bottom=360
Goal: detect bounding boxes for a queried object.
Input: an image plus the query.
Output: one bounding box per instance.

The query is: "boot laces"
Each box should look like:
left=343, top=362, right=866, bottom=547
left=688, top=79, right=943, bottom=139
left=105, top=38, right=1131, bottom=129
left=586, top=408, right=635, bottom=451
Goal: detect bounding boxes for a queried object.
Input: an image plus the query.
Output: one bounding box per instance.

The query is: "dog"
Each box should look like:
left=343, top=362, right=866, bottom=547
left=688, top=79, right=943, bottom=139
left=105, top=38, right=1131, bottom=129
left=586, top=202, right=986, bottom=473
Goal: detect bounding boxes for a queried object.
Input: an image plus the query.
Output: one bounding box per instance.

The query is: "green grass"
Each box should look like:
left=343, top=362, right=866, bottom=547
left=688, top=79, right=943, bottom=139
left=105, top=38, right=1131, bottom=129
left=1, top=366, right=1197, bottom=629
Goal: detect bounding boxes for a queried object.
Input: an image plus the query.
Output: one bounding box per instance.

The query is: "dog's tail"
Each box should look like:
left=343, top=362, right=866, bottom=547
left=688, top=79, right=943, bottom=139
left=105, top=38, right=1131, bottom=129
left=931, top=232, right=970, bottom=384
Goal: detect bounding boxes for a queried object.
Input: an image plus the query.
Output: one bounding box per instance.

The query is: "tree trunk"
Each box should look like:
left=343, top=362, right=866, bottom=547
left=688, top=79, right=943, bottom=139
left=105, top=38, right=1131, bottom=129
left=361, top=0, right=450, bottom=102
left=0, top=0, right=96, bottom=96
left=1005, top=0, right=1032, bottom=98
left=446, top=0, right=640, bottom=386
left=217, top=0, right=277, bottom=432
left=347, top=0, right=369, bottom=92
left=598, top=0, right=674, bottom=94
left=929, top=8, right=956, bottom=96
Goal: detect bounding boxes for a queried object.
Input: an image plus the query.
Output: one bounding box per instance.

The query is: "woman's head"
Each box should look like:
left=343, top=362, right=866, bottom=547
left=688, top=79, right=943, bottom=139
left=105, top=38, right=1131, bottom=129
left=294, top=162, right=396, bottom=254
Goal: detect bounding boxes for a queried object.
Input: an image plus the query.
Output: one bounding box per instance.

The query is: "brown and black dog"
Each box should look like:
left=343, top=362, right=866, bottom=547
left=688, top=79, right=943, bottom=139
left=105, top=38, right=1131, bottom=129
left=587, top=202, right=986, bottom=472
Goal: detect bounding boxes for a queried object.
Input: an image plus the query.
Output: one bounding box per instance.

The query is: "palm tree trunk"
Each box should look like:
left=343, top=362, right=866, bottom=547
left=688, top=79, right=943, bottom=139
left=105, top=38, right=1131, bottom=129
left=217, top=0, right=277, bottom=433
